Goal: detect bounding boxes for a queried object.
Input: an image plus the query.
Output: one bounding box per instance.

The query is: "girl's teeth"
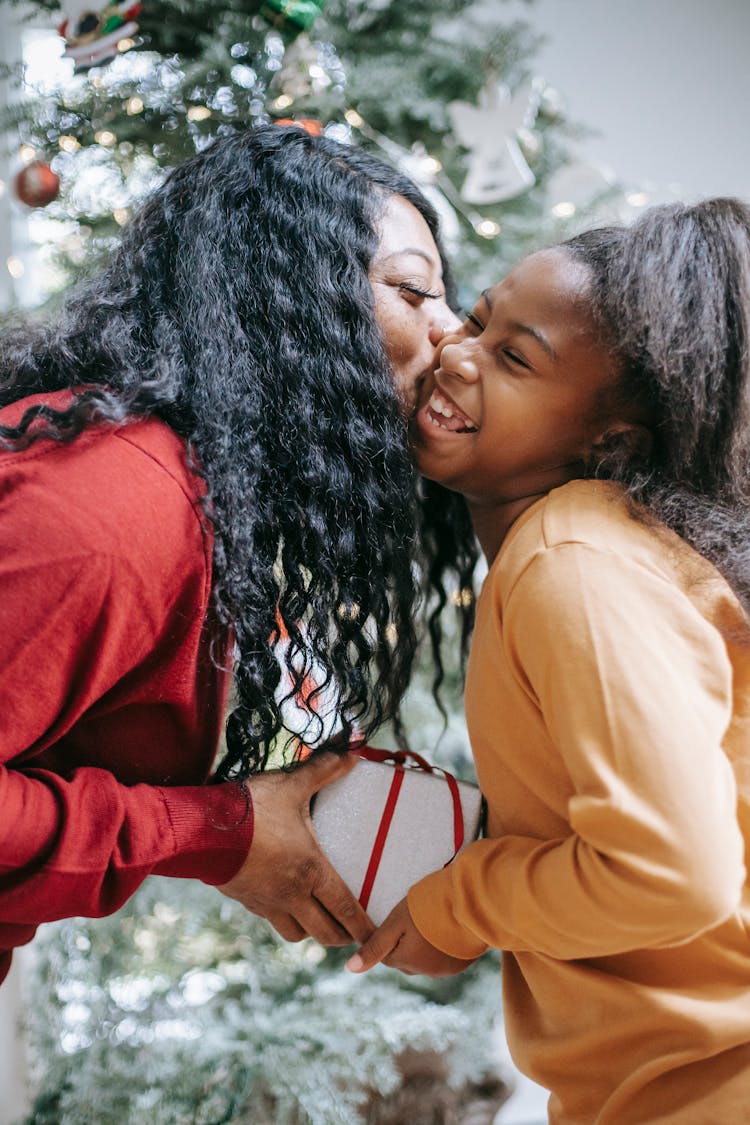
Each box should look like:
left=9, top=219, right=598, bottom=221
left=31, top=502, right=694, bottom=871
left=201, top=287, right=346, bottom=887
left=429, top=392, right=453, bottom=417
left=427, top=390, right=477, bottom=432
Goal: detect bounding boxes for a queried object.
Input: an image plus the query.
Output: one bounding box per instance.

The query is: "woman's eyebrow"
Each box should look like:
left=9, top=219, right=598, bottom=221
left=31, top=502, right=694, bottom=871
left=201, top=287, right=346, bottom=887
left=480, top=288, right=558, bottom=361
left=381, top=248, right=436, bottom=265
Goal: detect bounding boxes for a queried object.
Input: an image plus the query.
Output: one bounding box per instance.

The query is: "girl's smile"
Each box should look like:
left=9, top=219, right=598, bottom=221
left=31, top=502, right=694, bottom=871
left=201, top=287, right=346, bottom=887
left=423, top=387, right=478, bottom=433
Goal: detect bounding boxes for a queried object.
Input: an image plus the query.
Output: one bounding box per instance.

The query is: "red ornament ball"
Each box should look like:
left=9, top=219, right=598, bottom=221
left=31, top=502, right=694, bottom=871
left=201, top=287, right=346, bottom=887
left=14, top=161, right=61, bottom=208
left=275, top=118, right=323, bottom=136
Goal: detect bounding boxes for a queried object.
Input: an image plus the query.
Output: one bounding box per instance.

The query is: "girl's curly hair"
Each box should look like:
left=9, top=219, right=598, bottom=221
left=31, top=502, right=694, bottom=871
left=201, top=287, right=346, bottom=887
left=0, top=124, right=478, bottom=775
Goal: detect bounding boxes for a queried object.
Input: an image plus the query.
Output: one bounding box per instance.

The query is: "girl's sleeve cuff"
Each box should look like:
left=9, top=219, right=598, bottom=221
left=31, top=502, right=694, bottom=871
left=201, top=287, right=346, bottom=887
left=408, top=867, right=490, bottom=961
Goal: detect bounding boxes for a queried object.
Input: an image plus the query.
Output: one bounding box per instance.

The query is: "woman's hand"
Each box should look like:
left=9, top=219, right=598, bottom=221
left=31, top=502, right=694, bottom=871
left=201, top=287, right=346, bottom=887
left=345, top=898, right=476, bottom=977
left=218, top=751, right=374, bottom=947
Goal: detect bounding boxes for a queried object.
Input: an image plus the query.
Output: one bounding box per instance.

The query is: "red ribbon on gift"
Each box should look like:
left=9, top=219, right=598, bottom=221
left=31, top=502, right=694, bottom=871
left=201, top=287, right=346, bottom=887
left=353, top=746, right=465, bottom=913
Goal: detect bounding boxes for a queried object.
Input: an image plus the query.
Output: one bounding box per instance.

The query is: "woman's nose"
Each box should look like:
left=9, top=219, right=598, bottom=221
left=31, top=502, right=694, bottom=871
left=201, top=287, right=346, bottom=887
left=428, top=306, right=462, bottom=346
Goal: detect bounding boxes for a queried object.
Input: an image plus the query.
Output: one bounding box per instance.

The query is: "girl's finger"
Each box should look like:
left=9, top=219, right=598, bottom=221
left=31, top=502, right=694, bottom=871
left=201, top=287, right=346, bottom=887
left=345, top=922, right=402, bottom=973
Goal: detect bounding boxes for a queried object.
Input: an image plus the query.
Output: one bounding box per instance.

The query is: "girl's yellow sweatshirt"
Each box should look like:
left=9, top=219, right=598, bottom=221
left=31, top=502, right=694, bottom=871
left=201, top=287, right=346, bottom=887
left=409, top=479, right=750, bottom=1125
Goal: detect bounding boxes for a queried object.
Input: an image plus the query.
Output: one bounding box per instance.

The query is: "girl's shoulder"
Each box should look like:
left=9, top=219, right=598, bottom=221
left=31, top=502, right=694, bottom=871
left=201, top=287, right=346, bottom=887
left=538, top=479, right=645, bottom=551
left=504, top=478, right=648, bottom=558
left=494, top=480, right=738, bottom=625
left=496, top=479, right=696, bottom=594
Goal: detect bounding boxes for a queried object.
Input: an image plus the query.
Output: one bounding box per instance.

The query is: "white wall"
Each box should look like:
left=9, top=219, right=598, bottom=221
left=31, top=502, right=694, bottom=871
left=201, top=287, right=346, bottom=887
left=497, top=0, right=750, bottom=203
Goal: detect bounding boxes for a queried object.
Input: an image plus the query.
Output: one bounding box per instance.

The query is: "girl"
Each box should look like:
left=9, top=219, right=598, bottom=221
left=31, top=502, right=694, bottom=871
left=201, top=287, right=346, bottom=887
left=0, top=124, right=477, bottom=985
left=348, top=197, right=750, bottom=1124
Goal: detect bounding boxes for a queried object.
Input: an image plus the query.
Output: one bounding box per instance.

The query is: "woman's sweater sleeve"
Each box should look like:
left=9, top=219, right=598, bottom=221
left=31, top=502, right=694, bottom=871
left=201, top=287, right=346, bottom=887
left=408, top=543, right=746, bottom=961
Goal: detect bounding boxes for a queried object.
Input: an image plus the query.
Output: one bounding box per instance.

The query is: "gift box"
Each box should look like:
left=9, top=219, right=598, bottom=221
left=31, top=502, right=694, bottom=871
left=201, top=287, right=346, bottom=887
left=311, top=748, right=483, bottom=926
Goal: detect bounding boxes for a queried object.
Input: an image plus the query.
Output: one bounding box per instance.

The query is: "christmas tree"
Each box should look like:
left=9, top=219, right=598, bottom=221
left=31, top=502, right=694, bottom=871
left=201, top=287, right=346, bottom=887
left=1, top=0, right=597, bottom=306
left=0, top=2, right=606, bottom=1121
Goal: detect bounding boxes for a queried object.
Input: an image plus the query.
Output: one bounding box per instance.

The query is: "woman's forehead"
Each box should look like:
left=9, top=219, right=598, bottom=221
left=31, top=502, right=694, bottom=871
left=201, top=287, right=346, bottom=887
left=372, top=195, right=439, bottom=266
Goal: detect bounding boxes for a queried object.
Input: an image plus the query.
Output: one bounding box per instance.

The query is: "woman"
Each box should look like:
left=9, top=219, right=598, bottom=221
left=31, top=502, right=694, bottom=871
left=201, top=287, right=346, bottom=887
left=0, top=124, right=477, bottom=984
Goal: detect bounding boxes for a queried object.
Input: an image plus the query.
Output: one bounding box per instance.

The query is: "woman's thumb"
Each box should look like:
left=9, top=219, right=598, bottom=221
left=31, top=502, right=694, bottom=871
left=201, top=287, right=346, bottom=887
left=295, top=748, right=357, bottom=794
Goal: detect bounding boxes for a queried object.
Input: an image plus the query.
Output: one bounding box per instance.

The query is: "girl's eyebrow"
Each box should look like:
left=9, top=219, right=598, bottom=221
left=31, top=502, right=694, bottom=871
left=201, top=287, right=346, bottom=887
left=481, top=288, right=558, bottom=362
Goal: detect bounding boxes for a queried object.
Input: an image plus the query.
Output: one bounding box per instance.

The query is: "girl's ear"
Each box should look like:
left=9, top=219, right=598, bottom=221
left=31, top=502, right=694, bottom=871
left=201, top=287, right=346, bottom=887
left=588, top=421, right=654, bottom=472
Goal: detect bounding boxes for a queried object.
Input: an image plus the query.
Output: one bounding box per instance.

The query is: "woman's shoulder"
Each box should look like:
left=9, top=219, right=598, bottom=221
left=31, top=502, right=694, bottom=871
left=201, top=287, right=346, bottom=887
left=0, top=400, right=210, bottom=579
left=0, top=393, right=201, bottom=502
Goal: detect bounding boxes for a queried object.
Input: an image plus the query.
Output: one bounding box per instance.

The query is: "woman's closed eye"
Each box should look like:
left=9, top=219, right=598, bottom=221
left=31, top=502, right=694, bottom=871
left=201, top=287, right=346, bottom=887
left=462, top=309, right=485, bottom=332
left=398, top=282, right=444, bottom=302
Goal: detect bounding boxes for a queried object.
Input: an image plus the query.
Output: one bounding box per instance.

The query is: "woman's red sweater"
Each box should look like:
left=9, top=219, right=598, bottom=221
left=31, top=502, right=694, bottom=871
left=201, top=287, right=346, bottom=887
left=0, top=393, right=252, bottom=983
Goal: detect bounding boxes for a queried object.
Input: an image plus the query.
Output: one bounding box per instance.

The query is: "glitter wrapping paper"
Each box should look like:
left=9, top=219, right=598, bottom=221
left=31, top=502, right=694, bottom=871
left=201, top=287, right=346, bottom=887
left=311, top=756, right=483, bottom=925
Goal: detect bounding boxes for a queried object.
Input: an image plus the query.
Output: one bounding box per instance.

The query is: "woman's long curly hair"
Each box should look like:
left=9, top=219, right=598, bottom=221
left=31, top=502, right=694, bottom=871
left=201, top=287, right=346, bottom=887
left=563, top=197, right=750, bottom=615
left=0, top=124, right=478, bottom=775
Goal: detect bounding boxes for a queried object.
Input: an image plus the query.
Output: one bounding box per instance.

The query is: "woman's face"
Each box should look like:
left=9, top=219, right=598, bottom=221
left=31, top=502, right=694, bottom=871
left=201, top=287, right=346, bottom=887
left=369, top=195, right=460, bottom=414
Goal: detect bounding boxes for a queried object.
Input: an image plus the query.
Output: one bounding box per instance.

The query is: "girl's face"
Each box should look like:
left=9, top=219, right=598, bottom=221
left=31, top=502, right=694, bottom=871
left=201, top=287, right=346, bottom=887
left=412, top=248, right=620, bottom=533
left=369, top=195, right=460, bottom=414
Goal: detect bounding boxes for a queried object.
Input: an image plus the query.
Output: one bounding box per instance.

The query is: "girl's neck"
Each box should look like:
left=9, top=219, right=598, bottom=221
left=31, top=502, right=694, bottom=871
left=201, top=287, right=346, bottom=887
left=468, top=492, right=551, bottom=565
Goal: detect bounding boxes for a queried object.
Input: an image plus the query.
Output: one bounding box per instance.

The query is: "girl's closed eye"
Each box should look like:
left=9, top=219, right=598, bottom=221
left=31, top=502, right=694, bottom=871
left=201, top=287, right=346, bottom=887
left=502, top=348, right=530, bottom=370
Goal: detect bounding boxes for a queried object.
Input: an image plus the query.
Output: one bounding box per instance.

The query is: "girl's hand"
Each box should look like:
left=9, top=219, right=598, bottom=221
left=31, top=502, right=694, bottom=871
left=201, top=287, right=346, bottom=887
left=345, top=898, right=475, bottom=977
